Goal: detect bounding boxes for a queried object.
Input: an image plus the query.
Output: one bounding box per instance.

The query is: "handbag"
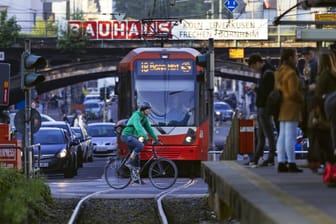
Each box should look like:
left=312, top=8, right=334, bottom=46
left=307, top=105, right=329, bottom=129
left=265, top=89, right=282, bottom=117
left=323, top=163, right=336, bottom=185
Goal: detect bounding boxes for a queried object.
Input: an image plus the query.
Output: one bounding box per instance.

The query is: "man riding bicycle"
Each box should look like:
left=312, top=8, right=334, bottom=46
left=121, top=101, right=160, bottom=170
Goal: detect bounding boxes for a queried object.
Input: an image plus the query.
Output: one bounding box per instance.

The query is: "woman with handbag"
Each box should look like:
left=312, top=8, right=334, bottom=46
left=313, top=49, right=336, bottom=183
left=275, top=48, right=305, bottom=173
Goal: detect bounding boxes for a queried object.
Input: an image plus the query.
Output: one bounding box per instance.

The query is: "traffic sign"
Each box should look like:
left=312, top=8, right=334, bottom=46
left=224, top=0, right=239, bottom=12
left=0, top=63, right=10, bottom=106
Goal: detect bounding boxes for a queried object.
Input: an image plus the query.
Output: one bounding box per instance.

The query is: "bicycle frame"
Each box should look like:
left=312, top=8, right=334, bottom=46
left=105, top=141, right=178, bottom=189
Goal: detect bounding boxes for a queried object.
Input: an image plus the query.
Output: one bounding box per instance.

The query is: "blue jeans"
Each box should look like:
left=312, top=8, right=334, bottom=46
left=276, top=121, right=298, bottom=163
left=121, top=135, right=144, bottom=154
left=121, top=135, right=144, bottom=167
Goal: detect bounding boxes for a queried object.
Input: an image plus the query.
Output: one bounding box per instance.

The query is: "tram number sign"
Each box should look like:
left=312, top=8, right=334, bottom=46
left=137, top=60, right=193, bottom=75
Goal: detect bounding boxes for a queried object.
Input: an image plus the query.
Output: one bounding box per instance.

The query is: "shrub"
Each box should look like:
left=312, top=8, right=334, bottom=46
left=0, top=168, right=54, bottom=223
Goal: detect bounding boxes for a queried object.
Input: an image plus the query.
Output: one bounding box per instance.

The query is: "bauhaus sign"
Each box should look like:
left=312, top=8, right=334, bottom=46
left=67, top=19, right=268, bottom=40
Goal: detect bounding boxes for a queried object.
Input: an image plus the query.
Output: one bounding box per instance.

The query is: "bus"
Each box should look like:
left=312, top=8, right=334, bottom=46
left=116, top=48, right=211, bottom=175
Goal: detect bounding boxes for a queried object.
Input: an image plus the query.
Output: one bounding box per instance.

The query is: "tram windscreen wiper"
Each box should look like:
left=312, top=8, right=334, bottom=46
left=148, top=115, right=166, bottom=134
left=169, top=89, right=188, bottom=95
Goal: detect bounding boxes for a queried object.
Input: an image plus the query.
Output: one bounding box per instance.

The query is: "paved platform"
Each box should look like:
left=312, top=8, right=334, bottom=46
left=202, top=160, right=336, bottom=224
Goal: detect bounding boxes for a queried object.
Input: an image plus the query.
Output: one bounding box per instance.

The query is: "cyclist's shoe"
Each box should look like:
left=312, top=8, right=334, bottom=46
left=134, top=178, right=145, bottom=185
left=131, top=169, right=140, bottom=182
left=125, top=158, right=137, bottom=170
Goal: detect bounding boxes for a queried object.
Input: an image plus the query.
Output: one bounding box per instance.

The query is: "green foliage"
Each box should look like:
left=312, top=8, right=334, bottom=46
left=0, top=10, right=21, bottom=48
left=113, top=0, right=208, bottom=19
left=31, top=16, right=58, bottom=37
left=0, top=168, right=54, bottom=224
left=57, top=27, right=90, bottom=54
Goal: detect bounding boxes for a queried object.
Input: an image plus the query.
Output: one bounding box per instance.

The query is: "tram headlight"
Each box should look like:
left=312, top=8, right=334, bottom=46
left=186, top=136, right=192, bottom=143
left=183, top=128, right=196, bottom=145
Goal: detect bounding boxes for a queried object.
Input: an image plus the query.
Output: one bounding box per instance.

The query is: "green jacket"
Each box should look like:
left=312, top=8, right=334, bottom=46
left=121, top=110, right=158, bottom=141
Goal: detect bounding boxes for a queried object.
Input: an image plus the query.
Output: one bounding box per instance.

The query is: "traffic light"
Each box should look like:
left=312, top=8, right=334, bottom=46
left=302, top=0, right=336, bottom=9
left=21, top=52, right=46, bottom=89
left=100, top=87, right=111, bottom=100
left=196, top=52, right=210, bottom=68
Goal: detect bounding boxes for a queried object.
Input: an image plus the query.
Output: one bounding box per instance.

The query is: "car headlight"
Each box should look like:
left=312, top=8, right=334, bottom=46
left=57, top=149, right=67, bottom=158
left=215, top=111, right=221, bottom=116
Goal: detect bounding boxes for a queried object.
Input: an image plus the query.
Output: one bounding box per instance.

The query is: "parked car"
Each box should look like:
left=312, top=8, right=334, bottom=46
left=86, top=122, right=117, bottom=157
left=41, top=121, right=83, bottom=167
left=33, top=127, right=77, bottom=178
left=84, top=100, right=103, bottom=120
left=214, top=101, right=234, bottom=121
left=71, top=126, right=94, bottom=162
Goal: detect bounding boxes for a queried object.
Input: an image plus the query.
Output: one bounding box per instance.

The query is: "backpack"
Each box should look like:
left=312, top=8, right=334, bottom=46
left=265, top=89, right=282, bottom=118
left=114, top=119, right=128, bottom=135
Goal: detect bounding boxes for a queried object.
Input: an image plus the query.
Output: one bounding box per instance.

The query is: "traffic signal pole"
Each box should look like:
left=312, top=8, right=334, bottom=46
left=195, top=39, right=215, bottom=152
left=21, top=39, right=46, bottom=177
left=208, top=38, right=215, bottom=151
left=23, top=40, right=33, bottom=177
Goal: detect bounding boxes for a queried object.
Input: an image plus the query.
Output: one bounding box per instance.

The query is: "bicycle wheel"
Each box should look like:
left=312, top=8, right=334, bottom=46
left=148, top=158, right=178, bottom=189
left=104, top=157, right=132, bottom=189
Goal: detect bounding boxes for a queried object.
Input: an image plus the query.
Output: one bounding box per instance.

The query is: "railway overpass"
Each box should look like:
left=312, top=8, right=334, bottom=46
left=2, top=45, right=262, bottom=110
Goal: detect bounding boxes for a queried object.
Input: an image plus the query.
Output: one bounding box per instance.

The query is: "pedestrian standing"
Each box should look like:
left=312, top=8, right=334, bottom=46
left=300, top=47, right=318, bottom=137
left=247, top=53, right=277, bottom=167
left=312, top=49, right=336, bottom=168
left=275, top=48, right=304, bottom=173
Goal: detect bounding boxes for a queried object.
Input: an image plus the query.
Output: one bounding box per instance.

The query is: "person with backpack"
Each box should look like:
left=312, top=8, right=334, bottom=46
left=121, top=101, right=160, bottom=170
left=247, top=53, right=277, bottom=167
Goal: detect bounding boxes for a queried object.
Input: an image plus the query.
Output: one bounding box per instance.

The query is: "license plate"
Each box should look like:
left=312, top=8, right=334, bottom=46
left=37, top=162, right=48, bottom=168
left=95, top=147, right=107, bottom=152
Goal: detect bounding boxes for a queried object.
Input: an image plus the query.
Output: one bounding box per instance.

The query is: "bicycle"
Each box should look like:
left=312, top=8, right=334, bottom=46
left=104, top=140, right=178, bottom=190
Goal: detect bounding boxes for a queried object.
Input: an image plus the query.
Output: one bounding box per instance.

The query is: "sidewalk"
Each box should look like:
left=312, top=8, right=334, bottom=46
left=202, top=160, right=336, bottom=224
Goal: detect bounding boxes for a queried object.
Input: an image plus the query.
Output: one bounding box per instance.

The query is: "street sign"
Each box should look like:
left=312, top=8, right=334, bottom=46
left=315, top=13, right=336, bottom=28
left=229, top=48, right=244, bottom=59
left=224, top=0, right=239, bottom=12
left=0, top=63, right=10, bottom=106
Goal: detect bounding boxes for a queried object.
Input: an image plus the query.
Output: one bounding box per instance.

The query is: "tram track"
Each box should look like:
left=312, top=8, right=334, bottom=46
left=67, top=178, right=197, bottom=224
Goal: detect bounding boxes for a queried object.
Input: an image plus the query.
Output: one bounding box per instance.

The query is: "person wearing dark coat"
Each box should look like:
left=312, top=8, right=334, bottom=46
left=247, top=53, right=277, bottom=167
left=312, top=49, right=336, bottom=168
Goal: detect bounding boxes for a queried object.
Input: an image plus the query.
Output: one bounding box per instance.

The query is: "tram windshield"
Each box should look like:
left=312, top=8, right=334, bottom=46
left=134, top=59, right=195, bottom=126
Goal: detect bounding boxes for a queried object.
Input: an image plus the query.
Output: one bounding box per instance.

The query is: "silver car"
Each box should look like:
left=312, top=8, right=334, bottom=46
left=214, top=101, right=234, bottom=121
left=86, top=122, right=117, bottom=157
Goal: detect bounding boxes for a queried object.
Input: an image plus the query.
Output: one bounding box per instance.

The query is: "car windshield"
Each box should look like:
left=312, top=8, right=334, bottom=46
left=72, top=129, right=83, bottom=139
left=87, top=125, right=116, bottom=137
left=34, top=130, right=66, bottom=145
left=85, top=103, right=100, bottom=109
left=215, top=103, right=231, bottom=110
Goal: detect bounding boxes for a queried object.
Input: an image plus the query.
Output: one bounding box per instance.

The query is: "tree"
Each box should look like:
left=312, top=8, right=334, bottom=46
left=31, top=16, right=57, bottom=37
left=0, top=10, right=21, bottom=48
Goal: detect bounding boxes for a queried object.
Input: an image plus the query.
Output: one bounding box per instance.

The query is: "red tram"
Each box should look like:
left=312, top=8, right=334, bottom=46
left=116, top=48, right=210, bottom=175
